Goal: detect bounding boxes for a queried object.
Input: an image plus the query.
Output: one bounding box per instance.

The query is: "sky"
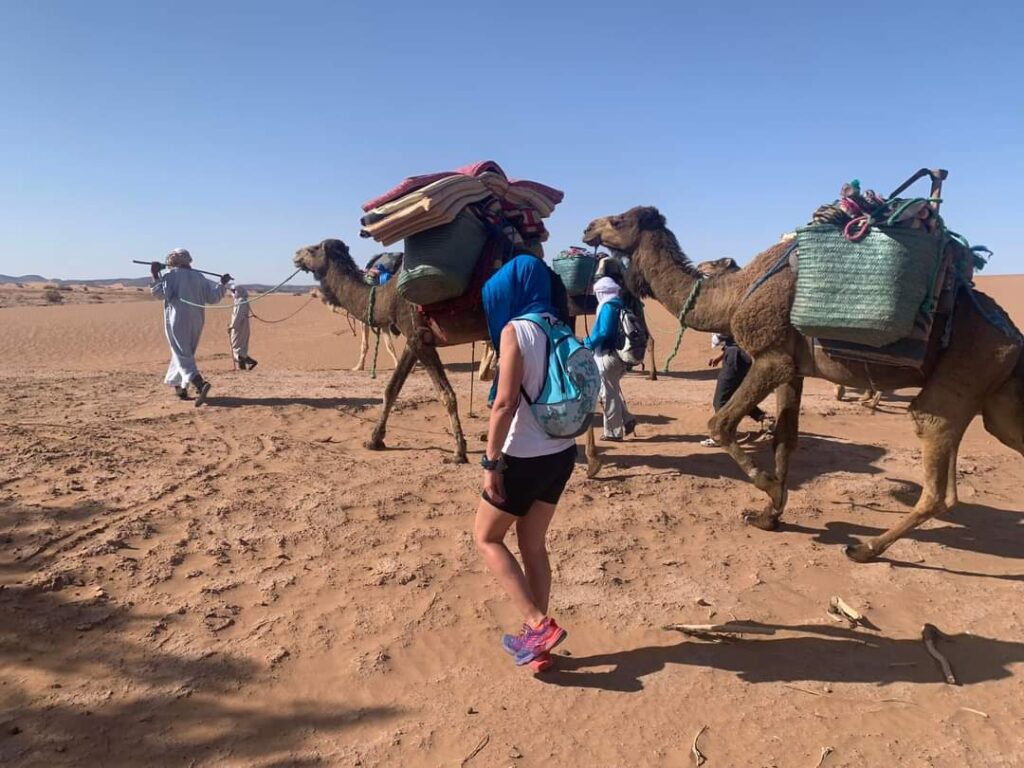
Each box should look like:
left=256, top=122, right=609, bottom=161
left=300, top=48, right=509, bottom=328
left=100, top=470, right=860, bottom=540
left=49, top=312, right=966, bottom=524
left=1, top=0, right=1022, bottom=283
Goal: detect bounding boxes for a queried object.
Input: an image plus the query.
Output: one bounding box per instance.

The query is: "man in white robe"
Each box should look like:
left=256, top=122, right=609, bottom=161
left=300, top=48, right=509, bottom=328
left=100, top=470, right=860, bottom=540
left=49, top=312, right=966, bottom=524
left=150, top=249, right=231, bottom=405
left=228, top=285, right=257, bottom=370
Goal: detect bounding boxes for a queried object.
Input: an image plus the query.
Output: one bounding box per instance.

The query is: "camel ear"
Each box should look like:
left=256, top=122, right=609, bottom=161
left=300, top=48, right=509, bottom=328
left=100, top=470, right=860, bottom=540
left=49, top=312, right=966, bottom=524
left=635, top=207, right=665, bottom=230
left=321, top=239, right=349, bottom=260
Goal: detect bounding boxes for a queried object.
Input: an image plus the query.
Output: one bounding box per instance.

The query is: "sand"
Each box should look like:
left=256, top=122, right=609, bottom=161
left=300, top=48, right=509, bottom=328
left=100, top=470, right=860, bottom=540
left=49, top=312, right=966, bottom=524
left=1, top=276, right=1023, bottom=767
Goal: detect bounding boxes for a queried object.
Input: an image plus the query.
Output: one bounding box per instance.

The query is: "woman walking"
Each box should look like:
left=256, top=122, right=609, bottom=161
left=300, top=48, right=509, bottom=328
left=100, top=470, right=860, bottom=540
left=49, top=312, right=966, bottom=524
left=476, top=255, right=575, bottom=672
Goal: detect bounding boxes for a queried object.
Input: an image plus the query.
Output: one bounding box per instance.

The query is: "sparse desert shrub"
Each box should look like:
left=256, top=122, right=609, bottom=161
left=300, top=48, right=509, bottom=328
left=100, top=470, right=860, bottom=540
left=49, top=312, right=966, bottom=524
left=43, top=288, right=64, bottom=304
left=43, top=284, right=58, bottom=290
left=58, top=285, right=73, bottom=292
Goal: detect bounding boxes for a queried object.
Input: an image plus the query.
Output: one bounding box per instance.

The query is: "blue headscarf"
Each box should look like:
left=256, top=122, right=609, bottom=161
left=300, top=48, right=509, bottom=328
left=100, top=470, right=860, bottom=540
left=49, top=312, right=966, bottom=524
left=481, top=254, right=557, bottom=355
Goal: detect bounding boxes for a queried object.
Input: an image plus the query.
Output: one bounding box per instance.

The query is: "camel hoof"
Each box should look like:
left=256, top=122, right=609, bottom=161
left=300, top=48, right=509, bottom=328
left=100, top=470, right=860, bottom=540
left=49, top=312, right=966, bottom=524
left=586, top=459, right=602, bottom=478
left=364, top=439, right=386, bottom=451
left=743, top=508, right=780, bottom=531
left=844, top=542, right=878, bottom=563
left=444, top=454, right=468, bottom=465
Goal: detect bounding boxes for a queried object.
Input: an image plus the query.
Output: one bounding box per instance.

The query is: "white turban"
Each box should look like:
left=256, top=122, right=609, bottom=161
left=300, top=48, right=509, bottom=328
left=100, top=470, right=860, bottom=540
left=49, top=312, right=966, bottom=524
left=166, top=248, right=192, bottom=267
left=593, top=276, right=621, bottom=310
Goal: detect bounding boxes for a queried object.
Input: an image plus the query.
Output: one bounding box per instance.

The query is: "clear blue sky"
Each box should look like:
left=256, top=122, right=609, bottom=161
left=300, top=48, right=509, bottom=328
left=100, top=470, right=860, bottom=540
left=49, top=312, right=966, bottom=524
left=2, top=0, right=1021, bottom=283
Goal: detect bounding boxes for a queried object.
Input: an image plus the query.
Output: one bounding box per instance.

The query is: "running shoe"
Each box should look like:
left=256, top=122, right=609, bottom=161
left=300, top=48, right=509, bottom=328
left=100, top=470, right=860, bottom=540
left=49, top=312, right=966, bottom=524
left=513, top=618, right=567, bottom=666
left=501, top=625, right=529, bottom=656
left=528, top=652, right=554, bottom=673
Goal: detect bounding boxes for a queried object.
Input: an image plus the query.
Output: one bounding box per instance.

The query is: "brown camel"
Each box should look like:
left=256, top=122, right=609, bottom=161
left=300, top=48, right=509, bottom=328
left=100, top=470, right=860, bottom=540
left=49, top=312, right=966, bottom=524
left=294, top=239, right=489, bottom=462
left=583, top=206, right=1024, bottom=561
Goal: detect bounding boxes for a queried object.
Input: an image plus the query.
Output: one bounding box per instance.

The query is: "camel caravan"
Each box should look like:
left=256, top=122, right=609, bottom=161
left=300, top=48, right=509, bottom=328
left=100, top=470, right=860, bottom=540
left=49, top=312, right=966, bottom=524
left=293, top=162, right=1024, bottom=563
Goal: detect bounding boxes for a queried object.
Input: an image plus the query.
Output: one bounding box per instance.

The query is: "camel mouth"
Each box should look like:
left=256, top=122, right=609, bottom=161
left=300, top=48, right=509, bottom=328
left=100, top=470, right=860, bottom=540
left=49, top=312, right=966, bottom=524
left=582, top=231, right=601, bottom=247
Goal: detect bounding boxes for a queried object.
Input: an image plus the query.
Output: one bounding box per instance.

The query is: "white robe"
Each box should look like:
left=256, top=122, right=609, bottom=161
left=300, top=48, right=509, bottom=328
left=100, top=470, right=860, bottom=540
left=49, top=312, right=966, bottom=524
left=228, top=286, right=251, bottom=361
left=151, top=268, right=227, bottom=387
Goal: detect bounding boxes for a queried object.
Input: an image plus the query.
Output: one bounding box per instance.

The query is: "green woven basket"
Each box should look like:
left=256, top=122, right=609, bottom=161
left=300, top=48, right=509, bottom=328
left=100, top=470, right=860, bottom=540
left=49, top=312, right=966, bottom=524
left=552, top=252, right=597, bottom=296
left=398, top=210, right=488, bottom=306
left=792, top=224, right=944, bottom=347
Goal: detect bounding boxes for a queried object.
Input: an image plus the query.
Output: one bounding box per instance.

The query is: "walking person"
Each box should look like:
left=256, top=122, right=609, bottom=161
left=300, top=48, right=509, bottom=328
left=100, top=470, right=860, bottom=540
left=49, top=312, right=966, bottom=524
left=150, top=249, right=231, bottom=406
left=476, top=255, right=576, bottom=673
left=228, top=285, right=258, bottom=370
left=583, top=277, right=636, bottom=440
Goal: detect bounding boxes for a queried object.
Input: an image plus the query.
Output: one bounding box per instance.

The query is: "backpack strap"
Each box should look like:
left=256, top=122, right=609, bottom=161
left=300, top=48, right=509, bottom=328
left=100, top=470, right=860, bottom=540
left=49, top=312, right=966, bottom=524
left=511, top=313, right=553, bottom=406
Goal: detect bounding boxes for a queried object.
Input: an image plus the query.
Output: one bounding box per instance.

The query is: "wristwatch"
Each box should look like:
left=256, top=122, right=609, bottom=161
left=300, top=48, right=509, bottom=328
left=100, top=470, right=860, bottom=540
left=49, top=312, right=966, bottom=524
left=480, top=454, right=506, bottom=472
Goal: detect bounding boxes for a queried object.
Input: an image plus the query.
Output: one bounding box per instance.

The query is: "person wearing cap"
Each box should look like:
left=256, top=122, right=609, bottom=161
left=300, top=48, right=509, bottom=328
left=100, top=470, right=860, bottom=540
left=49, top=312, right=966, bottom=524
left=228, top=284, right=258, bottom=370
left=150, top=249, right=232, bottom=405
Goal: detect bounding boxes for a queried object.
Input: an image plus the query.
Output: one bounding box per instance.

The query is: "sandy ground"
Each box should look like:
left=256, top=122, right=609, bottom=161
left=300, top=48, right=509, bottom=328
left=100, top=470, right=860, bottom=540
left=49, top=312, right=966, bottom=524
left=1, top=276, right=1023, bottom=767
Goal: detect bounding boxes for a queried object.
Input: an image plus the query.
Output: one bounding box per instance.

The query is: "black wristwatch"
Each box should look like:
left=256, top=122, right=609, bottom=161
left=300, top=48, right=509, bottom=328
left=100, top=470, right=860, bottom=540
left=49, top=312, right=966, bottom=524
left=480, top=454, right=506, bottom=472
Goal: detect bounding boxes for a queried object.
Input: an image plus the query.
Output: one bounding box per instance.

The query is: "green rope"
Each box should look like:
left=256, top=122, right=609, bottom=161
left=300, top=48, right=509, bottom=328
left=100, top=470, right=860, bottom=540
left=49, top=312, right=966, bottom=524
left=367, top=285, right=382, bottom=380
left=176, top=268, right=302, bottom=309
left=662, top=279, right=703, bottom=373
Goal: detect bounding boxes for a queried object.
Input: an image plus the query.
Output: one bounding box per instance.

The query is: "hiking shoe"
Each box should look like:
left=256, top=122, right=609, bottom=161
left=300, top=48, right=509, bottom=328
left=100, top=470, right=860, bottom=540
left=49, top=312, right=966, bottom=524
left=513, top=618, right=567, bottom=666
left=193, top=378, right=211, bottom=407
left=236, top=358, right=247, bottom=370
left=174, top=386, right=190, bottom=400
left=502, top=625, right=529, bottom=656
left=244, top=357, right=258, bottom=370
left=625, top=419, right=637, bottom=437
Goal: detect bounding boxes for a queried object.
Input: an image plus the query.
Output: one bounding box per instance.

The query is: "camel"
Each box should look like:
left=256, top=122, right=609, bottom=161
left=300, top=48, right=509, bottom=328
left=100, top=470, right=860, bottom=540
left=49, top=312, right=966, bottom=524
left=583, top=206, right=1024, bottom=561
left=295, top=239, right=488, bottom=462
left=351, top=319, right=400, bottom=372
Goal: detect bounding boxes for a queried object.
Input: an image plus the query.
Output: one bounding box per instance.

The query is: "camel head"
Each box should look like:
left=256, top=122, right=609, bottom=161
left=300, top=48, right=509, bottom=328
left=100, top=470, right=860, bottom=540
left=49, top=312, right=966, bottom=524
left=696, top=257, right=739, bottom=278
left=582, top=206, right=666, bottom=255
left=293, top=238, right=353, bottom=281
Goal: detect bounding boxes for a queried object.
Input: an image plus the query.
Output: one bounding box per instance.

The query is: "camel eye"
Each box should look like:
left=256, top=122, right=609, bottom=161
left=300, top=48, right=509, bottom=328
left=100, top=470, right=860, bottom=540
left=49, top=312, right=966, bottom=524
left=611, top=218, right=623, bottom=229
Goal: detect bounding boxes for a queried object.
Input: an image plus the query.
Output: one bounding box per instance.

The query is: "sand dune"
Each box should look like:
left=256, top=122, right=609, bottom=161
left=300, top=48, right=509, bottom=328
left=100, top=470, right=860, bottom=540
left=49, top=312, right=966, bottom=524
left=1, top=275, right=1022, bottom=766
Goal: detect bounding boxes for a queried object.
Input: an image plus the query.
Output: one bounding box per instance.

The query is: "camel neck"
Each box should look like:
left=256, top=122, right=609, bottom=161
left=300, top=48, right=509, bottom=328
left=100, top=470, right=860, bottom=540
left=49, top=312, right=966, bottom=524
left=635, top=230, right=743, bottom=334
left=321, top=261, right=378, bottom=325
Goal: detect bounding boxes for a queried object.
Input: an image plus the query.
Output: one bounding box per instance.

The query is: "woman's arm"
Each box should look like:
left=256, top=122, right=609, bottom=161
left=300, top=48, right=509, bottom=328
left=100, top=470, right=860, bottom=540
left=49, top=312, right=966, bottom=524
left=483, top=323, right=524, bottom=503
left=584, top=303, right=616, bottom=350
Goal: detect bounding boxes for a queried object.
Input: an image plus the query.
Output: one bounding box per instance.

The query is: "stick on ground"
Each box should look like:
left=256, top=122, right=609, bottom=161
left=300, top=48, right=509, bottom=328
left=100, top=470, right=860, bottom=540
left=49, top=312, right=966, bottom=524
left=921, top=623, right=957, bottom=685
left=814, top=746, right=834, bottom=768
left=461, top=734, right=490, bottom=767
left=664, top=622, right=776, bottom=636
left=691, top=725, right=708, bottom=767
left=827, top=596, right=863, bottom=626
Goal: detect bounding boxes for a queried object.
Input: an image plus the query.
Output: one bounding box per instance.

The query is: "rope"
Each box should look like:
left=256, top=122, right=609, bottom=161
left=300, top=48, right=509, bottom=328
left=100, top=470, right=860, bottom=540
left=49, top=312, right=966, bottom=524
left=662, top=279, right=702, bottom=372
left=367, top=285, right=382, bottom=380
left=175, top=268, right=303, bottom=309
left=249, top=295, right=316, bottom=324
left=743, top=243, right=797, bottom=301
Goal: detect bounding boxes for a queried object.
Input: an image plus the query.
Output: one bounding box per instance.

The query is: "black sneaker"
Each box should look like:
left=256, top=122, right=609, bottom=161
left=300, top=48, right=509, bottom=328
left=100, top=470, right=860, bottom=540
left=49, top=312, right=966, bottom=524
left=174, top=386, right=190, bottom=400
left=244, top=356, right=258, bottom=371
left=192, top=377, right=211, bottom=407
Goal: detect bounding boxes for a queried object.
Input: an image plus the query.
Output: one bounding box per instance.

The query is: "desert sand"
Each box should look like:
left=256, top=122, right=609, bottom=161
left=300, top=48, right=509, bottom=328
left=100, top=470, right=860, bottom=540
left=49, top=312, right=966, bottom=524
left=1, top=275, right=1023, bottom=767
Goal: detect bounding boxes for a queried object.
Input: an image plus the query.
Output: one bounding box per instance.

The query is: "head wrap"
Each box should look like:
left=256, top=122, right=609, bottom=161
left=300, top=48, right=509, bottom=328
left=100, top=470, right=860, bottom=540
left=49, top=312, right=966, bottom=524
left=481, top=254, right=557, bottom=355
left=166, top=248, right=192, bottom=268
left=231, top=285, right=249, bottom=300
left=593, top=276, right=622, bottom=311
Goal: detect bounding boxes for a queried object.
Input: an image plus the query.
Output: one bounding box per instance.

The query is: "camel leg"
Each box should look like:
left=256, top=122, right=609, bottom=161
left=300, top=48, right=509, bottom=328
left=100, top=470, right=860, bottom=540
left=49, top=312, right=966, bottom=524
left=648, top=336, right=658, bottom=381
left=845, top=394, right=974, bottom=562
left=834, top=384, right=846, bottom=401
left=744, top=377, right=803, bottom=530
left=365, top=347, right=417, bottom=451
left=708, top=351, right=795, bottom=520
left=384, top=332, right=400, bottom=367
left=585, top=421, right=601, bottom=478
left=352, top=324, right=370, bottom=371
left=414, top=345, right=468, bottom=463
left=945, top=444, right=960, bottom=509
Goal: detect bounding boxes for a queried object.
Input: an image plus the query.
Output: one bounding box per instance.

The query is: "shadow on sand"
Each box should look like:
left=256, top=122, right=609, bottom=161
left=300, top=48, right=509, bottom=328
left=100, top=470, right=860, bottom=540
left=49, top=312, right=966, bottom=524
left=203, top=396, right=379, bottom=409
left=539, top=622, right=1024, bottom=693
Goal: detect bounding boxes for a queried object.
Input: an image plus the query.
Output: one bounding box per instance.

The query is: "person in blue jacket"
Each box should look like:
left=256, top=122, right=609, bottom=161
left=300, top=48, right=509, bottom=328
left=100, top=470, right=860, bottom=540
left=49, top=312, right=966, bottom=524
left=583, top=277, right=636, bottom=440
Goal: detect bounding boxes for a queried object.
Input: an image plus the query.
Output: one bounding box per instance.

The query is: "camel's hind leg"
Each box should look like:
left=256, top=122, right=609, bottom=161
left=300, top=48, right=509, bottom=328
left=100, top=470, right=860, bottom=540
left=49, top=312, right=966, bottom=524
left=365, top=347, right=417, bottom=451
left=415, top=345, right=468, bottom=463
left=845, top=389, right=975, bottom=562
left=647, top=336, right=657, bottom=381
left=707, top=350, right=796, bottom=522
left=383, top=332, right=400, bottom=367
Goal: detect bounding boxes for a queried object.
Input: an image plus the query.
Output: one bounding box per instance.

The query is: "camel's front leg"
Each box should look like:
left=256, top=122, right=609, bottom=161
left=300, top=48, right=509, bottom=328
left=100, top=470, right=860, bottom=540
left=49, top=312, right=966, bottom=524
left=584, top=420, right=601, bottom=477
left=846, top=404, right=972, bottom=562
left=365, top=347, right=417, bottom=451
left=416, top=345, right=468, bottom=463
left=707, top=351, right=795, bottom=524
left=647, top=336, right=657, bottom=381
left=744, top=377, right=802, bottom=530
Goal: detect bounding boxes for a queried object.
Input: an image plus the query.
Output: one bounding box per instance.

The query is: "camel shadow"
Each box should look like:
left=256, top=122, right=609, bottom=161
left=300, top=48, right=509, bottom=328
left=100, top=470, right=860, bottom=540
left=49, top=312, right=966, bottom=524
left=651, top=368, right=720, bottom=381
left=609, top=435, right=886, bottom=491
left=203, top=396, right=378, bottom=409
left=540, top=623, right=1024, bottom=693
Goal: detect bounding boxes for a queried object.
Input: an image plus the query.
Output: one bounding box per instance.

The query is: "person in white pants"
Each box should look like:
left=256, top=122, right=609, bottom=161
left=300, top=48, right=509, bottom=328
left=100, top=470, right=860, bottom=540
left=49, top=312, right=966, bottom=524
left=583, top=277, right=636, bottom=440
left=228, top=285, right=257, bottom=370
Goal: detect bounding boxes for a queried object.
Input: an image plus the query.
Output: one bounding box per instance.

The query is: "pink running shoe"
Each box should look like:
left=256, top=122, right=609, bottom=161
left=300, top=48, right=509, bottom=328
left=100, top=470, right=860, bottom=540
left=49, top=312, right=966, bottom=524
left=514, top=618, right=567, bottom=666
left=528, top=652, right=554, bottom=673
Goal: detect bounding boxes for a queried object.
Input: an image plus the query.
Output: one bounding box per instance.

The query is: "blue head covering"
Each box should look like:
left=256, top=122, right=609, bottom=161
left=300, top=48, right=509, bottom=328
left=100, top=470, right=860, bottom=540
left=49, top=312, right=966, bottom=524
left=481, top=254, right=557, bottom=355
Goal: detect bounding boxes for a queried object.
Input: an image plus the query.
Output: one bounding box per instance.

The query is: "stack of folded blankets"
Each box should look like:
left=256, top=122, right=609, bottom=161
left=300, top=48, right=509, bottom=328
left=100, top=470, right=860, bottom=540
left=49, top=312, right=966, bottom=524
left=360, top=161, right=563, bottom=306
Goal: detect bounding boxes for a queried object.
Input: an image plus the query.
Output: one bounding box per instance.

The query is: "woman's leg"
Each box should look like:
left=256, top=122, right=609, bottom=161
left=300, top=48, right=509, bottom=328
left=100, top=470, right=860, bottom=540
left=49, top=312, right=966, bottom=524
left=515, top=500, right=557, bottom=615
left=474, top=499, right=545, bottom=626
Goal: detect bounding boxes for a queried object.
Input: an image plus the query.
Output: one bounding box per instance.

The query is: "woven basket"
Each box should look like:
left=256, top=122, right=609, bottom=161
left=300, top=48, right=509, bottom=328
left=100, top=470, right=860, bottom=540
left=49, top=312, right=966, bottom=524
left=792, top=224, right=944, bottom=347
left=552, top=252, right=597, bottom=296
left=398, top=210, right=488, bottom=306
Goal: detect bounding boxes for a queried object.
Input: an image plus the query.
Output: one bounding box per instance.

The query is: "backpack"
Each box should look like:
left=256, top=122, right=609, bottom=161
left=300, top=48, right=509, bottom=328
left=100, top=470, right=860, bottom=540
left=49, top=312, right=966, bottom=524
left=515, top=313, right=600, bottom=438
left=616, top=305, right=648, bottom=366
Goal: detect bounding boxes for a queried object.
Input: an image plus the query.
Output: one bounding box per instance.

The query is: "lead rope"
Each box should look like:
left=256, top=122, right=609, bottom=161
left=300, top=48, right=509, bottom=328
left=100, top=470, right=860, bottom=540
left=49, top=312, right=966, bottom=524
left=367, top=285, right=382, bottom=379
left=662, top=279, right=703, bottom=373
left=175, top=268, right=302, bottom=309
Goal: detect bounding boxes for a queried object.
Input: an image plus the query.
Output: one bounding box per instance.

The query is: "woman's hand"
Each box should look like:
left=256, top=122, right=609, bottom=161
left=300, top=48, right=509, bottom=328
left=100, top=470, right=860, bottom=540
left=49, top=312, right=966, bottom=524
left=708, top=352, right=725, bottom=368
left=483, top=469, right=506, bottom=504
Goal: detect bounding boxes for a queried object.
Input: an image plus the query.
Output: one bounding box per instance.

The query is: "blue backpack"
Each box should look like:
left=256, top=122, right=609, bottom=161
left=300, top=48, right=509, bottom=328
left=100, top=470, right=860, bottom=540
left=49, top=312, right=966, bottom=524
left=516, top=313, right=600, bottom=438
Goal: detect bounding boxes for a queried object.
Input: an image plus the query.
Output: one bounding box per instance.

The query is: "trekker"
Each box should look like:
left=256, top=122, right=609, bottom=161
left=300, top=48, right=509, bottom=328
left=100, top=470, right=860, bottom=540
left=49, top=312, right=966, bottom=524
left=150, top=249, right=232, bottom=406
left=476, top=255, right=575, bottom=672
left=584, top=277, right=636, bottom=441
left=228, top=285, right=258, bottom=371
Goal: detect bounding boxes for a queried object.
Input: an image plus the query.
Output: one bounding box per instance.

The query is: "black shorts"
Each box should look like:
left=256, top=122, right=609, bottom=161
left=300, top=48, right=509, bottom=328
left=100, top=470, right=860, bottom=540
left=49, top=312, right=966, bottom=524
left=482, top=445, right=577, bottom=517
